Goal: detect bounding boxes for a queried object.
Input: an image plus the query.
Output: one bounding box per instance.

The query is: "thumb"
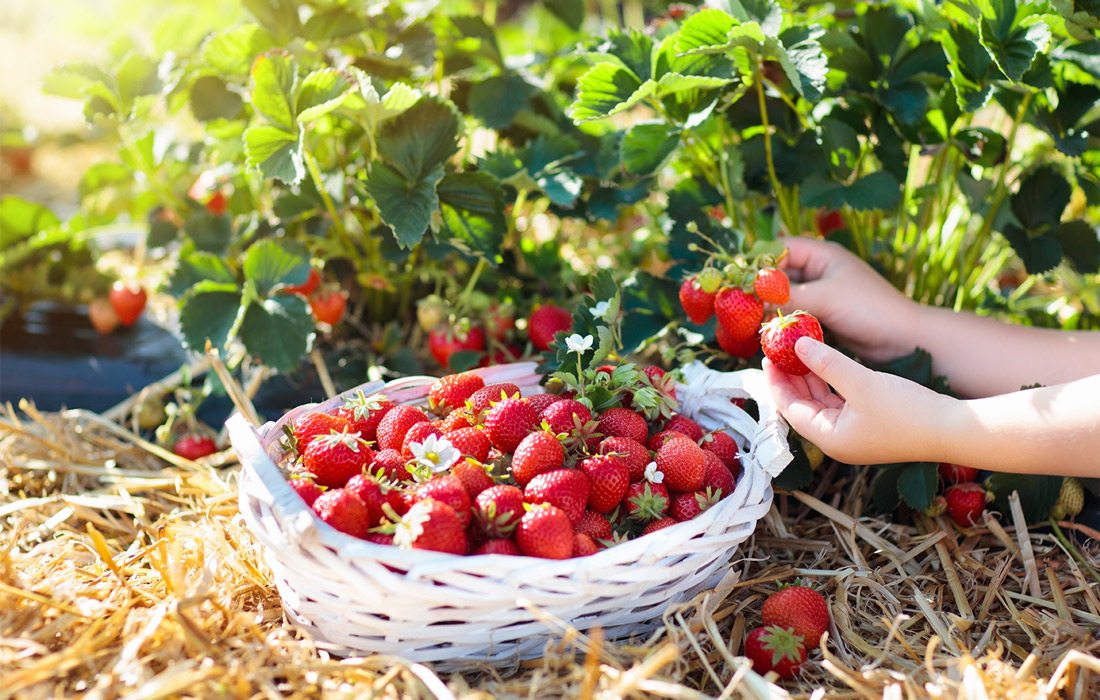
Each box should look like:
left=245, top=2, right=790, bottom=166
left=794, top=337, right=868, bottom=391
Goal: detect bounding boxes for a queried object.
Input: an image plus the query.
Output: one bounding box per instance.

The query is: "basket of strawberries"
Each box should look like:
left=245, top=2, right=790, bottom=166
left=230, top=332, right=793, bottom=668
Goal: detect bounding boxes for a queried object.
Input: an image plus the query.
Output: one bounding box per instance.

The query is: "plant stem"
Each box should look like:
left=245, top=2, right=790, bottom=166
left=753, top=64, right=793, bottom=236
left=303, top=145, right=352, bottom=253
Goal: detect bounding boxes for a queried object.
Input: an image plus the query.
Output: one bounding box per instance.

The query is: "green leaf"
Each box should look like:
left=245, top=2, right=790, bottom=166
left=249, top=50, right=297, bottom=130
left=800, top=171, right=902, bottom=211
left=819, top=117, right=860, bottom=178
left=239, top=294, right=316, bottom=373
left=654, top=72, right=732, bottom=97
left=954, top=127, right=1007, bottom=167
left=943, top=25, right=995, bottom=111
left=168, top=251, right=237, bottom=297
left=545, top=0, right=584, bottom=30
left=243, top=239, right=310, bottom=296
left=977, top=0, right=1051, bottom=81
left=1053, top=220, right=1100, bottom=274
left=244, top=124, right=304, bottom=185
left=1000, top=224, right=1063, bottom=274
left=570, top=63, right=655, bottom=122
left=179, top=281, right=243, bottom=353
left=243, top=0, right=302, bottom=42
left=183, top=208, right=233, bottom=254
left=986, top=473, right=1063, bottom=522
left=190, top=75, right=243, bottom=122
left=621, top=123, right=680, bottom=176
left=377, top=96, right=460, bottom=182
left=597, top=30, right=654, bottom=80
left=467, top=74, right=529, bottom=129
left=201, top=25, right=276, bottom=77
left=720, top=0, right=782, bottom=35
left=436, top=171, right=507, bottom=258
left=365, top=162, right=443, bottom=249
left=872, top=466, right=903, bottom=514
left=897, top=462, right=937, bottom=510
left=1011, top=166, right=1070, bottom=231
left=675, top=8, right=738, bottom=54
left=780, top=28, right=828, bottom=101
left=296, top=68, right=352, bottom=123
left=301, top=6, right=369, bottom=41
left=0, top=195, right=60, bottom=249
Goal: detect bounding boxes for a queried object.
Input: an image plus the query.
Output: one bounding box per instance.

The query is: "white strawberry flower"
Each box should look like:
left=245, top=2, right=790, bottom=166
left=589, top=300, right=611, bottom=320
left=409, top=434, right=460, bottom=473
left=565, top=333, right=594, bottom=354
left=644, top=461, right=664, bottom=484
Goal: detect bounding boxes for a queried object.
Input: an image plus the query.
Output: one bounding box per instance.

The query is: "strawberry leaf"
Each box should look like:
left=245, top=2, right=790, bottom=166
left=238, top=295, right=316, bottom=373
left=986, top=473, right=1063, bottom=522
left=897, top=462, right=937, bottom=511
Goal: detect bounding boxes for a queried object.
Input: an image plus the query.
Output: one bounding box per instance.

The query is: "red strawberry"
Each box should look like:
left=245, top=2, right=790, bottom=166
left=474, top=538, right=520, bottom=556
left=428, top=324, right=486, bottom=368
left=656, top=437, right=706, bottom=492
left=642, top=517, right=677, bottom=535
left=815, top=209, right=844, bottom=236
left=540, top=399, right=592, bottom=436
left=485, top=303, right=515, bottom=341
left=528, top=304, right=573, bottom=352
left=702, top=431, right=740, bottom=473
left=753, top=268, right=791, bottom=305
left=516, top=503, right=574, bottom=559
left=309, top=289, right=347, bottom=325
left=385, top=487, right=413, bottom=517
left=109, top=282, right=147, bottom=326
left=524, top=469, right=591, bottom=526
left=370, top=448, right=410, bottom=481
left=303, top=430, right=375, bottom=488
left=484, top=398, right=537, bottom=452
left=576, top=510, right=612, bottom=541
left=413, top=475, right=472, bottom=528
left=641, top=365, right=677, bottom=400
left=598, top=436, right=651, bottom=482
left=364, top=532, right=394, bottom=546
left=428, top=371, right=485, bottom=415
left=702, top=451, right=736, bottom=498
left=596, top=407, right=648, bottom=445
left=716, top=322, right=761, bottom=358
left=945, top=482, right=988, bottom=527
left=289, top=476, right=324, bottom=506
left=345, top=473, right=387, bottom=526
left=664, top=415, right=704, bottom=442
left=511, top=431, right=565, bottom=487
left=173, top=434, right=217, bottom=460
left=578, top=455, right=630, bottom=514
left=679, top=276, right=717, bottom=325
left=715, top=287, right=764, bottom=342
left=648, top=429, right=689, bottom=451
left=451, top=459, right=495, bottom=499
left=283, top=267, right=321, bottom=297
left=670, top=489, right=718, bottom=521
left=525, top=392, right=563, bottom=416
left=761, top=585, right=830, bottom=647
left=474, top=484, right=525, bottom=537
left=445, top=427, right=492, bottom=462
left=337, top=393, right=394, bottom=443
left=88, top=298, right=119, bottom=335
left=312, top=488, right=372, bottom=538
left=401, top=422, right=443, bottom=458
left=744, top=626, right=806, bottom=679
left=393, top=498, right=467, bottom=554
left=572, top=532, right=599, bottom=557
left=625, top=481, right=670, bottom=522
left=938, top=462, right=978, bottom=485
left=376, top=405, right=429, bottom=451
left=760, top=310, right=824, bottom=376
left=291, top=411, right=351, bottom=450
left=468, top=383, right=521, bottom=417
left=439, top=409, right=474, bottom=432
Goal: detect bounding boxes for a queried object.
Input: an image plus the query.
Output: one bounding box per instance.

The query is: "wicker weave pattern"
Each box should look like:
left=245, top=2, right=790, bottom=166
left=231, top=361, right=791, bottom=668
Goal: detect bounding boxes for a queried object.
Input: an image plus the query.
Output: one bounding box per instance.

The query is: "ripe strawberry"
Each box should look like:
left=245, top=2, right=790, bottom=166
left=291, top=411, right=351, bottom=450
left=815, top=209, right=844, bottom=236
left=173, top=434, right=217, bottom=460
left=485, top=303, right=516, bottom=341
left=598, top=436, right=651, bottom=482
left=744, top=626, right=806, bottom=679
left=484, top=398, right=537, bottom=452
left=647, top=429, right=689, bottom=451
left=445, top=427, right=491, bottom=462
left=467, top=383, right=521, bottom=416
left=474, top=484, right=525, bottom=537
left=760, top=310, right=824, bottom=376
left=753, top=268, right=790, bottom=305
left=702, top=431, right=740, bottom=473
left=109, top=282, right=147, bottom=327
left=376, top=405, right=429, bottom=451
left=394, top=498, right=467, bottom=555
left=345, top=473, right=387, bottom=526
left=428, top=371, right=485, bottom=415
left=945, top=482, right=988, bottom=527
left=642, top=517, right=677, bottom=535
left=679, top=276, right=717, bottom=325
left=451, top=459, right=495, bottom=499
left=714, top=287, right=764, bottom=342
left=670, top=490, right=718, bottom=521
left=525, top=392, right=563, bottom=416
left=439, top=409, right=474, bottom=432
left=303, top=430, right=375, bottom=488
left=401, top=422, right=443, bottom=458
left=716, top=322, right=761, bottom=358
left=664, top=415, right=704, bottom=442
left=656, top=437, right=706, bottom=492
left=524, top=469, right=591, bottom=526
left=309, top=290, right=347, bottom=325
left=474, top=538, right=520, bottom=556
left=540, top=399, right=592, bottom=436
left=370, top=448, right=410, bottom=481
left=364, top=532, right=394, bottom=546
left=337, top=393, right=394, bottom=442
left=761, top=585, right=830, bottom=647
left=578, top=455, right=630, bottom=514
left=938, top=462, right=978, bottom=485
left=283, top=267, right=321, bottom=297
left=413, top=475, right=472, bottom=528
left=312, top=488, right=372, bottom=538
left=625, top=481, right=670, bottom=522
left=596, top=407, right=649, bottom=445
left=88, top=298, right=119, bottom=335
left=428, top=324, right=487, bottom=368
left=516, top=503, right=574, bottom=559
left=386, top=487, right=413, bottom=517
left=289, top=476, right=323, bottom=506
left=511, top=431, right=565, bottom=486
left=702, top=451, right=736, bottom=498
left=572, top=533, right=599, bottom=557
left=576, top=510, right=612, bottom=541
left=528, top=304, right=573, bottom=352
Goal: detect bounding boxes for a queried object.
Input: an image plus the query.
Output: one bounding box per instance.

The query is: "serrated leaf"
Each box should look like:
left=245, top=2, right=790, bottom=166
left=243, top=0, right=301, bottom=42
left=201, top=25, right=276, bottom=77
left=780, top=30, right=828, bottom=101
left=943, top=25, right=995, bottom=111
left=545, top=0, right=584, bottom=30
left=986, top=473, right=1063, bottom=522
left=800, top=171, right=902, bottom=211
left=621, top=123, right=680, bottom=176
left=675, top=8, right=738, bottom=54
left=871, top=466, right=903, bottom=514
left=301, top=6, right=369, bottom=41
left=1000, top=224, right=1063, bottom=274
left=897, top=462, right=937, bottom=510
left=365, top=162, right=443, bottom=249
left=719, top=0, right=783, bottom=35
left=249, top=50, right=297, bottom=130
left=598, top=30, right=654, bottom=80
left=467, top=74, right=529, bottom=129
left=1013, top=165, right=1071, bottom=231
left=183, top=208, right=232, bottom=254
left=244, top=124, right=304, bottom=184
left=168, top=251, right=237, bottom=297
left=377, top=96, right=459, bottom=182
left=1053, top=220, right=1100, bottom=274
left=239, top=295, right=316, bottom=373
left=189, top=75, right=243, bottom=121
left=296, top=68, right=352, bottom=123
left=243, top=239, right=310, bottom=296
left=654, top=72, right=732, bottom=97
left=436, top=171, right=506, bottom=257
left=179, top=281, right=243, bottom=353
left=570, top=63, right=655, bottom=122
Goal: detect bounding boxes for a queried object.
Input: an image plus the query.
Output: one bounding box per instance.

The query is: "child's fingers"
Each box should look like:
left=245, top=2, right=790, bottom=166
left=778, top=236, right=834, bottom=281
left=804, top=372, right=844, bottom=408
left=794, top=337, right=867, bottom=394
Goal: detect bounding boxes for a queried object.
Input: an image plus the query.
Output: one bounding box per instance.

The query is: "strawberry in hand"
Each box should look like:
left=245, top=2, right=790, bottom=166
left=760, top=310, right=823, bottom=376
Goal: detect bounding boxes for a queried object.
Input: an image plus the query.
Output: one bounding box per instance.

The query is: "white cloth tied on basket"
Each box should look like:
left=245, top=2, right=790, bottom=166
left=230, top=361, right=794, bottom=670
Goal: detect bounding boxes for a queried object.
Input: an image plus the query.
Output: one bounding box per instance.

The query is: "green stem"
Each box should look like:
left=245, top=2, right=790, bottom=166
left=753, top=64, right=792, bottom=236
left=303, top=145, right=352, bottom=253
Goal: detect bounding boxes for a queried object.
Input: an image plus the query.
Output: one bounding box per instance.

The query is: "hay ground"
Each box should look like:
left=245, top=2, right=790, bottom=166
left=2, top=397, right=1100, bottom=700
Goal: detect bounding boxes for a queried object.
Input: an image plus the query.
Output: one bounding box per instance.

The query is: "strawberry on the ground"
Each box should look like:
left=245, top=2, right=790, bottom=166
left=525, top=392, right=563, bottom=416
left=309, top=290, right=347, bottom=325
left=625, top=480, right=670, bottom=522
left=578, top=455, right=630, bottom=514
left=337, top=393, right=394, bottom=442
left=714, top=287, right=764, bottom=341
left=428, top=371, right=485, bottom=415
left=679, top=276, right=717, bottom=325
left=539, top=399, right=592, bottom=436
left=88, top=298, right=119, bottom=335
left=528, top=304, right=573, bottom=351
left=524, top=469, right=591, bottom=526
left=760, top=310, right=824, bottom=376
left=744, top=626, right=806, bottom=679
left=753, top=268, right=791, bottom=305
left=642, top=517, right=678, bottom=535
left=289, top=476, right=324, bottom=506
left=702, top=451, right=736, bottom=498
left=439, top=409, right=474, bottom=432
left=598, top=436, right=651, bottom=482
left=173, top=434, right=218, bottom=460
left=291, top=411, right=351, bottom=450
left=109, top=282, right=147, bottom=326
left=573, top=532, right=599, bottom=557
left=516, top=503, right=574, bottom=559
left=370, top=448, right=410, bottom=481
left=445, top=427, right=491, bottom=462
left=1051, top=477, right=1085, bottom=520
left=761, top=584, right=830, bottom=647
left=576, top=510, right=613, bottom=541
left=451, top=459, right=495, bottom=499
left=401, top=422, right=443, bottom=458
left=511, top=430, right=565, bottom=487
left=428, top=324, right=487, bottom=368
left=376, top=405, right=429, bottom=451
left=656, top=436, right=706, bottom=492
left=716, top=322, right=761, bottom=358
left=648, top=429, right=689, bottom=451
left=664, top=415, right=704, bottom=442
left=702, top=431, right=741, bottom=473
left=303, top=430, right=375, bottom=488
left=475, top=484, right=526, bottom=538
left=393, top=498, right=467, bottom=555
left=467, top=383, right=521, bottom=417
left=474, top=538, right=520, bottom=556
left=945, top=482, right=988, bottom=527
left=413, top=475, right=472, bottom=528
left=596, top=407, right=649, bottom=445
left=312, top=488, right=372, bottom=538
left=938, top=462, right=978, bottom=485
left=670, top=489, right=719, bottom=521
left=484, top=398, right=537, bottom=452
left=345, top=473, right=387, bottom=526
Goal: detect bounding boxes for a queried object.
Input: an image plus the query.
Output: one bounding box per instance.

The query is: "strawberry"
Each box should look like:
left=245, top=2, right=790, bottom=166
left=370, top=448, right=410, bottom=481
left=642, top=517, right=677, bottom=535
left=625, top=481, right=670, bottom=522
left=641, top=365, right=677, bottom=400
left=714, top=287, right=764, bottom=342
left=761, top=585, right=830, bottom=647
left=484, top=398, right=538, bottom=452
left=753, top=268, right=790, bottom=305
left=467, top=383, right=521, bottom=416
left=511, top=430, right=565, bottom=487
left=283, top=268, right=321, bottom=297
left=438, top=408, right=474, bottom=432
left=393, top=498, right=467, bottom=555
left=540, top=399, right=592, bottom=436
left=204, top=190, right=228, bottom=215
left=815, top=209, right=844, bottom=236
left=337, top=393, right=394, bottom=442
left=528, top=304, right=573, bottom=352
left=376, top=405, right=429, bottom=451
left=88, top=298, right=119, bottom=335
left=524, top=469, right=591, bottom=526
left=598, top=436, right=651, bottom=482
left=445, top=427, right=491, bottom=462
left=474, top=484, right=525, bottom=537
left=744, top=626, right=806, bottom=679
left=303, top=430, right=375, bottom=488
left=309, top=290, right=347, bottom=325
left=485, top=303, right=516, bottom=341
left=289, top=476, right=324, bottom=506
left=109, top=282, right=147, bottom=327
left=474, top=538, right=520, bottom=556
left=702, top=451, right=736, bottom=498
left=596, top=407, right=649, bottom=445
left=716, top=321, right=761, bottom=358
left=702, top=431, right=741, bottom=473
left=291, top=411, right=351, bottom=450
left=945, top=482, right=988, bottom=527
left=578, top=455, right=630, bottom=514
left=938, top=462, right=978, bottom=485
left=1051, top=477, right=1085, bottom=520
left=428, top=324, right=486, bottom=368
left=451, top=459, right=495, bottom=499
left=413, top=475, right=472, bottom=528
left=401, top=422, right=443, bottom=458
left=760, top=310, right=824, bottom=376
left=516, top=503, right=574, bottom=559
left=364, top=532, right=394, bottom=546
left=572, top=533, right=599, bottom=557
left=664, top=415, right=704, bottom=442
left=647, top=429, right=689, bottom=451
left=679, top=276, right=717, bottom=325
left=670, top=489, right=718, bottom=521
left=345, top=473, right=387, bottom=526
left=173, top=434, right=217, bottom=460
left=576, top=510, right=612, bottom=541
left=428, top=371, right=485, bottom=415
left=386, top=487, right=413, bottom=517
left=656, top=437, right=706, bottom=492
left=312, top=488, right=372, bottom=538
left=525, top=392, right=563, bottom=416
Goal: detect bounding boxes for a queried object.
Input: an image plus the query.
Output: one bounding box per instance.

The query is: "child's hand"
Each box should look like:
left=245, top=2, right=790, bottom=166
left=763, top=336, right=953, bottom=465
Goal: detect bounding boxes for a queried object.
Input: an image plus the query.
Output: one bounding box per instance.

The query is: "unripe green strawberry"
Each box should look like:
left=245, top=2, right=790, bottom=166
left=1051, top=477, right=1085, bottom=520
left=761, top=584, right=830, bottom=647
left=715, top=287, right=764, bottom=341
left=303, top=430, right=375, bottom=488
left=698, top=267, right=723, bottom=294
left=516, top=503, right=574, bottom=559
left=655, top=437, right=706, bottom=492
left=759, top=310, right=824, bottom=376
left=394, top=498, right=467, bottom=555
left=417, top=294, right=447, bottom=332
left=744, top=626, right=806, bottom=679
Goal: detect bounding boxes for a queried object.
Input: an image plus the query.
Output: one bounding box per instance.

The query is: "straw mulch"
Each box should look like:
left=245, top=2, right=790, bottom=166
left=2, top=400, right=1099, bottom=699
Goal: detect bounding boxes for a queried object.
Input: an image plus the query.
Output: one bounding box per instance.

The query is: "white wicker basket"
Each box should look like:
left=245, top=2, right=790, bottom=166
left=229, top=360, right=792, bottom=669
